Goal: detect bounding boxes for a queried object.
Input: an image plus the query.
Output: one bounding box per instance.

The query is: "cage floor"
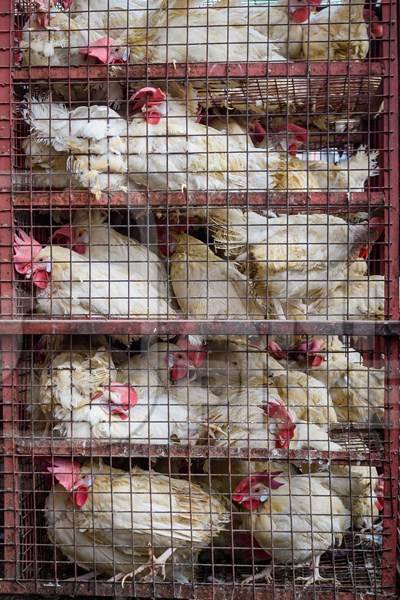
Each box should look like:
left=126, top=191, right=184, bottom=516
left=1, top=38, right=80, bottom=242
left=13, top=531, right=383, bottom=597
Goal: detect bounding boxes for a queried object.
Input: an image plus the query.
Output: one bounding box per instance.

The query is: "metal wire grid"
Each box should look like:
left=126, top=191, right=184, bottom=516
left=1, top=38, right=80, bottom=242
left=0, top=0, right=398, bottom=598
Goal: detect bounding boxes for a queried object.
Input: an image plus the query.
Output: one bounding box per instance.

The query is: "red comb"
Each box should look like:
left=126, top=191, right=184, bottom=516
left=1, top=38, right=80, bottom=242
left=79, top=37, right=127, bottom=65
left=175, top=336, right=207, bottom=367
left=249, top=120, right=267, bottom=145
left=13, top=229, right=42, bottom=275
left=110, top=384, right=138, bottom=411
left=130, top=87, right=166, bottom=125
left=265, top=397, right=296, bottom=449
left=46, top=458, right=81, bottom=491
left=232, top=471, right=284, bottom=501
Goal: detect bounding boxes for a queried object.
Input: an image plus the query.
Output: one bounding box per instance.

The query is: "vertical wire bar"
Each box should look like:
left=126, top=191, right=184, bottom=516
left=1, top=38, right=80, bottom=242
left=381, top=0, right=400, bottom=591
left=0, top=0, right=17, bottom=583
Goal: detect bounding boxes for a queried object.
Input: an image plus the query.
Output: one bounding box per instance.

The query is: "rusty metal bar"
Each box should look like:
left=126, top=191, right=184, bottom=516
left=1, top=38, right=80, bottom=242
left=0, top=319, right=398, bottom=336
left=0, top=580, right=394, bottom=599
left=0, top=0, right=17, bottom=582
left=2, top=437, right=384, bottom=465
left=12, top=61, right=385, bottom=82
left=11, top=191, right=387, bottom=210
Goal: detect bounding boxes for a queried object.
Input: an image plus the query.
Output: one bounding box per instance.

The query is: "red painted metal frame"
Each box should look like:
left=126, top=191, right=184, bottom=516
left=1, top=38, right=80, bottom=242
left=0, top=319, right=398, bottom=336
left=12, top=190, right=386, bottom=210
left=380, top=0, right=400, bottom=591
left=0, top=581, right=394, bottom=599
left=2, top=0, right=400, bottom=597
left=0, top=0, right=19, bottom=584
left=12, top=61, right=385, bottom=81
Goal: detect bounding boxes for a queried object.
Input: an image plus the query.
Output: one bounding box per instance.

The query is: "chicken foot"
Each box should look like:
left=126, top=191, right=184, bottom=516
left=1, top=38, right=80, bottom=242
left=241, top=565, right=273, bottom=585
left=295, top=554, right=341, bottom=587
left=117, top=546, right=176, bottom=587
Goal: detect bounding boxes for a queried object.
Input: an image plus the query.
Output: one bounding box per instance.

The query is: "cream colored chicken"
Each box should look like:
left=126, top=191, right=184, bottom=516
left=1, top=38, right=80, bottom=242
left=294, top=336, right=384, bottom=423
left=233, top=471, right=351, bottom=585
left=52, top=209, right=170, bottom=297
left=23, top=98, right=131, bottom=197
left=207, top=210, right=381, bottom=319
left=45, top=460, right=230, bottom=582
left=226, top=0, right=321, bottom=59
left=271, top=368, right=338, bottom=429
left=307, top=274, right=385, bottom=320
left=13, top=231, right=176, bottom=345
left=303, top=0, right=381, bottom=61
left=149, top=0, right=284, bottom=63
left=36, top=336, right=213, bottom=442
left=20, top=0, right=164, bottom=67
left=169, top=232, right=267, bottom=320
left=203, top=387, right=342, bottom=457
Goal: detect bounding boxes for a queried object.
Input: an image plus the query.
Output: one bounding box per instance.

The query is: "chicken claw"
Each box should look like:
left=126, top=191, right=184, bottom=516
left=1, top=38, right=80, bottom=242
left=120, top=546, right=176, bottom=587
left=295, top=555, right=341, bottom=587
left=241, top=565, right=273, bottom=585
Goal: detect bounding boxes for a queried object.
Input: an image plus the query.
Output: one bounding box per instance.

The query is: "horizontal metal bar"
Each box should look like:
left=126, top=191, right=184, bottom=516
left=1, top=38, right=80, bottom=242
left=12, top=61, right=385, bottom=82
left=12, top=191, right=386, bottom=210
left=1, top=437, right=384, bottom=465
left=0, top=580, right=392, bottom=599
left=0, top=319, right=398, bottom=336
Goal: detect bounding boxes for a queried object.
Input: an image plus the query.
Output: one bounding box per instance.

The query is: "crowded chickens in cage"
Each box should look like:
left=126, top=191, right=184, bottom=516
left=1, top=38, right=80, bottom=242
left=13, top=0, right=389, bottom=591
left=14, top=205, right=386, bottom=585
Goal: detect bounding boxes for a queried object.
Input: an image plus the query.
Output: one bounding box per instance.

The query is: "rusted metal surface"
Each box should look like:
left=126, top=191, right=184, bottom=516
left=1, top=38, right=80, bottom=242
left=12, top=190, right=387, bottom=210
left=0, top=437, right=383, bottom=465
left=0, top=319, right=398, bottom=336
left=0, top=581, right=394, bottom=599
left=4, top=0, right=400, bottom=596
left=12, top=61, right=385, bottom=82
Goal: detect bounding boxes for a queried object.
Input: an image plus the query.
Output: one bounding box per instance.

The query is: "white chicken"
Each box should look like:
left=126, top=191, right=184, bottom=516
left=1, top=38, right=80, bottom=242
left=25, top=91, right=379, bottom=197
left=303, top=0, right=383, bottom=61
left=45, top=459, right=230, bottom=582
left=13, top=230, right=176, bottom=344
left=20, top=0, right=166, bottom=67
left=168, top=231, right=267, bottom=320
left=23, top=98, right=131, bottom=197
left=224, top=0, right=321, bottom=59
left=37, top=338, right=214, bottom=443
left=293, top=336, right=384, bottom=423
left=203, top=385, right=342, bottom=456
left=148, top=0, right=285, bottom=64
left=232, top=471, right=351, bottom=585
left=51, top=209, right=170, bottom=297
left=207, top=209, right=383, bottom=319
left=307, top=274, right=385, bottom=321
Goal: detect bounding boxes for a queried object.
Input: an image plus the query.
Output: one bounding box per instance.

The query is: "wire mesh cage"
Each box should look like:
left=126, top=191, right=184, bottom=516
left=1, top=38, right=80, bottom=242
left=0, top=0, right=399, bottom=598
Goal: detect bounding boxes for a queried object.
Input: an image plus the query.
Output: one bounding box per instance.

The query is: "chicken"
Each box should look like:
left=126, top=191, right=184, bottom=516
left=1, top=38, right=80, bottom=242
left=120, top=337, right=207, bottom=388
left=232, top=471, right=351, bottom=585
left=307, top=274, right=385, bottom=320
left=303, top=1, right=382, bottom=61
left=224, top=0, right=321, bottom=59
left=25, top=92, right=379, bottom=196
left=20, top=0, right=166, bottom=67
left=51, top=209, right=170, bottom=297
left=23, top=98, right=131, bottom=198
left=321, top=464, right=383, bottom=531
left=293, top=337, right=384, bottom=423
left=207, top=210, right=382, bottom=319
left=21, top=136, right=75, bottom=189
left=13, top=230, right=176, bottom=344
left=270, top=368, right=338, bottom=429
left=169, top=232, right=267, bottom=322
left=192, top=337, right=283, bottom=394
left=36, top=336, right=212, bottom=442
left=45, top=459, right=230, bottom=582
left=203, top=387, right=342, bottom=455
left=149, top=0, right=284, bottom=64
